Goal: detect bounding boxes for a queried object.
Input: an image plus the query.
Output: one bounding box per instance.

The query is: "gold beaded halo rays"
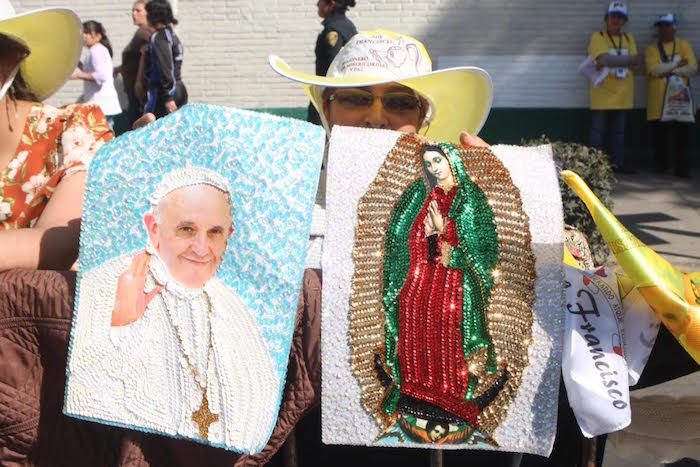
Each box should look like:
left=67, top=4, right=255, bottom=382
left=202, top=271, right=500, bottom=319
left=348, top=134, right=536, bottom=438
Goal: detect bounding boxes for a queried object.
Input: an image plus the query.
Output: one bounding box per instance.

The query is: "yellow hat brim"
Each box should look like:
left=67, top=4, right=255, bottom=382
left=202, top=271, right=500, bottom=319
left=0, top=8, right=82, bottom=101
left=269, top=55, right=493, bottom=143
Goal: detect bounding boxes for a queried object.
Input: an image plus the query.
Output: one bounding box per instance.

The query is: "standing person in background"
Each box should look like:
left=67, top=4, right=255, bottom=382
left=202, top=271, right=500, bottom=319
left=115, top=1, right=153, bottom=130
left=588, top=1, right=640, bottom=174
left=307, top=0, right=357, bottom=125
left=143, top=0, right=187, bottom=119
left=71, top=21, right=122, bottom=129
left=645, top=13, right=697, bottom=178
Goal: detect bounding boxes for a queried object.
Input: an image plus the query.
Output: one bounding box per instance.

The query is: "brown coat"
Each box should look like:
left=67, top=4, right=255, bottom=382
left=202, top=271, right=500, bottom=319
left=0, top=269, right=322, bottom=466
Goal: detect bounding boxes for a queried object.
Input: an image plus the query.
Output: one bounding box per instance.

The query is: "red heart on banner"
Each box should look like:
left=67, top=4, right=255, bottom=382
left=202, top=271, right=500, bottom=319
left=595, top=267, right=607, bottom=278
left=583, top=276, right=591, bottom=286
left=613, top=345, right=623, bottom=356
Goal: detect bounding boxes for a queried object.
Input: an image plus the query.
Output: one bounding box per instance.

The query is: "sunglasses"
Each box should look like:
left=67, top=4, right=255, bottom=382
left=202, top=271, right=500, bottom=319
left=328, top=88, right=423, bottom=112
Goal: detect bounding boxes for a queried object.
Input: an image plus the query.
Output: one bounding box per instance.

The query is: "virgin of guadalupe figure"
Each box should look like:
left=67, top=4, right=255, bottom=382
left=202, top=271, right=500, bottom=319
left=378, top=143, right=505, bottom=440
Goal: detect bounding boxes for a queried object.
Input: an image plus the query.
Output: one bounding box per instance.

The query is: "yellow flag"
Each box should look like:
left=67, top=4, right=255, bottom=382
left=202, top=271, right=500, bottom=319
left=561, top=170, right=700, bottom=364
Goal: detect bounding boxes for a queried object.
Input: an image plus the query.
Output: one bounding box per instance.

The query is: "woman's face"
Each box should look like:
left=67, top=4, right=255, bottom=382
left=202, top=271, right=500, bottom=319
left=322, top=83, right=425, bottom=133
left=423, top=150, right=453, bottom=185
left=83, top=31, right=101, bottom=48
left=317, top=0, right=334, bottom=18
left=132, top=2, right=148, bottom=27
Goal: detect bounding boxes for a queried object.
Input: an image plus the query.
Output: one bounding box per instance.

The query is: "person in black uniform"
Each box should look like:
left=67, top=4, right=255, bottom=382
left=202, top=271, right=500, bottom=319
left=307, top=0, right=357, bottom=125
left=143, top=0, right=187, bottom=119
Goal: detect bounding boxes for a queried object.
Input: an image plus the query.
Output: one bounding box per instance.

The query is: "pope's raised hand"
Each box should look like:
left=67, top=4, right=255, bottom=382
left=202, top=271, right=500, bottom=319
left=111, top=251, right=163, bottom=326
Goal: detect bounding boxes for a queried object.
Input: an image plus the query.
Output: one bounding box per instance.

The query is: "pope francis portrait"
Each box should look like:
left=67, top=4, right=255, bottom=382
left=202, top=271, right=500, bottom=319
left=65, top=167, right=280, bottom=454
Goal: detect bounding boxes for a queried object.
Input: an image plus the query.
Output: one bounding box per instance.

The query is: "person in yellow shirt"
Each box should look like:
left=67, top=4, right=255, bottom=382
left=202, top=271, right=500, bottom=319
left=645, top=13, right=697, bottom=178
left=588, top=1, right=640, bottom=174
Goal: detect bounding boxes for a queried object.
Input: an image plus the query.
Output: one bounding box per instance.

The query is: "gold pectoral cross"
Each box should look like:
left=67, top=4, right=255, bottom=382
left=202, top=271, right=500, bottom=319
left=192, top=388, right=219, bottom=440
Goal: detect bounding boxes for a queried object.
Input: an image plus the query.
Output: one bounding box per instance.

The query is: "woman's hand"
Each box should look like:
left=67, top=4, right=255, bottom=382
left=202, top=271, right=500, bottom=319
left=71, top=69, right=94, bottom=81
left=428, top=200, right=445, bottom=234
left=165, top=100, right=177, bottom=114
left=132, top=113, right=156, bottom=130
left=111, top=252, right=163, bottom=326
left=460, top=131, right=490, bottom=148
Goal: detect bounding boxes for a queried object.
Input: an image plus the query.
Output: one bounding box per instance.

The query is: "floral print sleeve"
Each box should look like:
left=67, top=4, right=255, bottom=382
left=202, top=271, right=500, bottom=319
left=0, top=103, right=113, bottom=230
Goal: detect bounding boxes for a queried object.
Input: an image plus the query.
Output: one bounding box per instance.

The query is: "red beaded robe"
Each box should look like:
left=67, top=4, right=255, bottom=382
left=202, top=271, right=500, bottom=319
left=397, top=185, right=479, bottom=423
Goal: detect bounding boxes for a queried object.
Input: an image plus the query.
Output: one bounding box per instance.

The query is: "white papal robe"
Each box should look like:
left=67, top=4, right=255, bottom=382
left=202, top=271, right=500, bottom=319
left=65, top=252, right=280, bottom=454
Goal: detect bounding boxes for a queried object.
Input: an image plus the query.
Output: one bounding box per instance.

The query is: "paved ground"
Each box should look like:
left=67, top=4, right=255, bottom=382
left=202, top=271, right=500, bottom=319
left=609, top=171, right=700, bottom=265
left=600, top=170, right=699, bottom=467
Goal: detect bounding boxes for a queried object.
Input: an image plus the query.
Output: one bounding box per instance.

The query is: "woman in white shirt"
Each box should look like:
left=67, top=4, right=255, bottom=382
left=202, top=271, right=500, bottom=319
left=72, top=21, right=122, bottom=128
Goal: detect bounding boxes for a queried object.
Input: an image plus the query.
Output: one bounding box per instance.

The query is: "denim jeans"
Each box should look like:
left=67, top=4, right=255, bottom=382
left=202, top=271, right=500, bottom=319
left=590, top=110, right=627, bottom=168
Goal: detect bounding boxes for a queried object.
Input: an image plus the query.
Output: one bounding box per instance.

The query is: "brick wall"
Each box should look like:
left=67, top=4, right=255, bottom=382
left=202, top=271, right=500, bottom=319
left=13, top=0, right=700, bottom=109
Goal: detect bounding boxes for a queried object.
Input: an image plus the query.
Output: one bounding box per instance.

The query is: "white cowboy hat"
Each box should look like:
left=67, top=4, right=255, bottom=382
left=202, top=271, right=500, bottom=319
left=0, top=0, right=82, bottom=101
left=269, top=30, right=493, bottom=142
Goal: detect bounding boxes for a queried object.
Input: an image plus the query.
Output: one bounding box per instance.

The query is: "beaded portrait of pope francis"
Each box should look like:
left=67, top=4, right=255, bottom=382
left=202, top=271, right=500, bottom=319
left=63, top=105, right=325, bottom=454
left=66, top=167, right=280, bottom=452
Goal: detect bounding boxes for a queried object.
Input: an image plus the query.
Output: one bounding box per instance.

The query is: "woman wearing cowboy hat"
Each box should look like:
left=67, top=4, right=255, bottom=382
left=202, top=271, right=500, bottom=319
left=268, top=30, right=528, bottom=466
left=0, top=2, right=113, bottom=270
left=270, top=29, right=490, bottom=270
left=272, top=30, right=490, bottom=146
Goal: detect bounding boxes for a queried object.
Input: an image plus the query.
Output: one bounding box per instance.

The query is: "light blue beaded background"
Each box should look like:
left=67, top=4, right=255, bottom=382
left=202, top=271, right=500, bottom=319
left=74, top=103, right=324, bottom=384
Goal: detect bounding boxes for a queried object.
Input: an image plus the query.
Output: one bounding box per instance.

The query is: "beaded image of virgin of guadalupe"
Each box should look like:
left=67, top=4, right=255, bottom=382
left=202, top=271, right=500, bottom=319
left=348, top=135, right=538, bottom=447
left=380, top=143, right=502, bottom=443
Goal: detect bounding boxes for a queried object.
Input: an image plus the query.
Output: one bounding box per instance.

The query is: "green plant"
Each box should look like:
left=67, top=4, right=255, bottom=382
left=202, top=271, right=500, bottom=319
left=523, top=136, right=616, bottom=265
